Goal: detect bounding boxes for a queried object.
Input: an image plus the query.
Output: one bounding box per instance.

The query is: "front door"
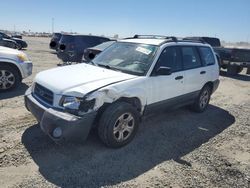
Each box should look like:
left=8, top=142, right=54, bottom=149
left=145, top=46, right=185, bottom=112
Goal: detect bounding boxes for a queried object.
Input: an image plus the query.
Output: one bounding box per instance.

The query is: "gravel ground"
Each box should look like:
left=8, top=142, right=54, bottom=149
left=0, top=37, right=249, bottom=188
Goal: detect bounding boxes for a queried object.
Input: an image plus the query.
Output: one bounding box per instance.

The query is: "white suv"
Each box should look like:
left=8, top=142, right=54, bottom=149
left=25, top=35, right=219, bottom=148
left=0, top=46, right=32, bottom=91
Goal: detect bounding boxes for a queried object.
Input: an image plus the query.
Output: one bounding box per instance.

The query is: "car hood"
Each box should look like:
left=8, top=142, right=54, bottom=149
left=0, top=46, right=19, bottom=55
left=35, top=64, right=137, bottom=96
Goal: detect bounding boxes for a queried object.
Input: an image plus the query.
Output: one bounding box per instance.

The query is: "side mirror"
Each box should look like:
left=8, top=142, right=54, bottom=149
left=156, top=66, right=172, bottom=76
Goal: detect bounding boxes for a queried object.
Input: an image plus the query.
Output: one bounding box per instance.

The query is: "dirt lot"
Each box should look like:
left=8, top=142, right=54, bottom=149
left=0, top=37, right=250, bottom=188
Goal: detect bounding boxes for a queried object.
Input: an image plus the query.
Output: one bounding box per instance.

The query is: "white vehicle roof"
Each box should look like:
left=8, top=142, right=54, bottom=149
left=119, top=38, right=212, bottom=47
left=0, top=46, right=21, bottom=55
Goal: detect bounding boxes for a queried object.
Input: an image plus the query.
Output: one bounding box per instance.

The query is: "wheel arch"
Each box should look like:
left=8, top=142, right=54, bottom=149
left=0, top=61, right=22, bottom=81
left=203, top=81, right=214, bottom=92
left=94, top=96, right=143, bottom=126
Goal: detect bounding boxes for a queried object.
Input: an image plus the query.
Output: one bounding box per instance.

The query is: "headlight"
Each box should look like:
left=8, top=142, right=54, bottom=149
left=17, top=53, right=29, bottom=62
left=62, top=96, right=81, bottom=110
left=61, top=96, right=96, bottom=115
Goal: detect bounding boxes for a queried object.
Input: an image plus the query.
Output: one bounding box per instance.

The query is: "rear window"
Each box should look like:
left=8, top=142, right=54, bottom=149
left=60, top=35, right=74, bottom=43
left=85, top=37, right=110, bottom=46
left=199, top=47, right=215, bottom=66
left=53, top=33, right=62, bottom=39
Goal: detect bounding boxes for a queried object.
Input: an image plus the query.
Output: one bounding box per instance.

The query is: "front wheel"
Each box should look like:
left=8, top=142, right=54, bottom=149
left=0, top=64, right=21, bottom=91
left=98, top=102, right=140, bottom=148
left=191, top=85, right=211, bottom=113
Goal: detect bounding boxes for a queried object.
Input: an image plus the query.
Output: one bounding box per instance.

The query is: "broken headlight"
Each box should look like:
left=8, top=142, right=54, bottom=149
left=61, top=96, right=95, bottom=116
left=62, top=96, right=81, bottom=110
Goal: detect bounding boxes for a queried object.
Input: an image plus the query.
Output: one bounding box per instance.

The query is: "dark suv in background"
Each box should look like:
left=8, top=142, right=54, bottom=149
left=49, top=33, right=62, bottom=50
left=57, top=34, right=111, bottom=62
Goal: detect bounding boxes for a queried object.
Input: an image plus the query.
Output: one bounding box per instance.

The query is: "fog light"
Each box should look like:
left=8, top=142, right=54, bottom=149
left=53, top=127, right=62, bottom=138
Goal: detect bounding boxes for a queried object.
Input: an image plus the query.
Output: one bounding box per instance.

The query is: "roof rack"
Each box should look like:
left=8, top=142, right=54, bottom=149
left=133, top=35, right=178, bottom=42
left=124, top=35, right=208, bottom=45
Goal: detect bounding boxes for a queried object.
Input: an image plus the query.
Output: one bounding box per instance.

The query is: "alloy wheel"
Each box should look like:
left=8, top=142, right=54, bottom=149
left=113, top=112, right=135, bottom=142
left=0, top=70, right=15, bottom=90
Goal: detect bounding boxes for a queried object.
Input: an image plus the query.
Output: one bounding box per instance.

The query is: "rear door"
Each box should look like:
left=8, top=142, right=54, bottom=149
left=181, top=46, right=208, bottom=95
left=198, top=46, right=218, bottom=81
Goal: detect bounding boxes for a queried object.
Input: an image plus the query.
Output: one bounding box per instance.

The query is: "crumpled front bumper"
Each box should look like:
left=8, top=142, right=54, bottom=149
left=24, top=88, right=97, bottom=142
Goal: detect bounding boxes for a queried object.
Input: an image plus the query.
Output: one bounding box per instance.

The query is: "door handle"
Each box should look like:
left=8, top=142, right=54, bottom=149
left=175, top=76, right=183, bottom=80
left=200, top=71, right=206, bottom=74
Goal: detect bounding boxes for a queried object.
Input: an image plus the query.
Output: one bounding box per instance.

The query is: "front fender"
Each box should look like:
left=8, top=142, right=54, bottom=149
left=86, top=86, right=147, bottom=114
left=0, top=58, right=25, bottom=78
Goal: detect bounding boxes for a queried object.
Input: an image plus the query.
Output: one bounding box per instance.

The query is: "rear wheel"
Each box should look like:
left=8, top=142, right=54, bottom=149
left=0, top=64, right=21, bottom=91
left=227, top=65, right=243, bottom=75
left=191, top=85, right=211, bottom=113
left=98, top=102, right=140, bottom=148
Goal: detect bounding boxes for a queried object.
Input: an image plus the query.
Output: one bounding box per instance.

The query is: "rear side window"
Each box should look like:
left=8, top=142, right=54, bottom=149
left=154, top=46, right=182, bottom=72
left=181, top=47, right=202, bottom=69
left=199, top=47, right=215, bottom=66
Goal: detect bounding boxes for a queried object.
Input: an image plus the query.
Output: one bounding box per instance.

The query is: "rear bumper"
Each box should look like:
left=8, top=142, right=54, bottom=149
left=24, top=88, right=96, bottom=142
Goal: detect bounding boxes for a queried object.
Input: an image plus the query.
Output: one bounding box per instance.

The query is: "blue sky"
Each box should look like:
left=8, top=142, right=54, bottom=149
left=0, top=0, right=249, bottom=42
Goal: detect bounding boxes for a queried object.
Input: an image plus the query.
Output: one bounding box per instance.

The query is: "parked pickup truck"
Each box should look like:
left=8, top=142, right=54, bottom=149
left=184, top=37, right=250, bottom=75
left=25, top=35, right=219, bottom=148
left=0, top=46, right=32, bottom=91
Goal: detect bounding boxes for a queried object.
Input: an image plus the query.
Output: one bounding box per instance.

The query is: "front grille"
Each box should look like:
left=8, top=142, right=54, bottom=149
left=34, top=83, right=54, bottom=105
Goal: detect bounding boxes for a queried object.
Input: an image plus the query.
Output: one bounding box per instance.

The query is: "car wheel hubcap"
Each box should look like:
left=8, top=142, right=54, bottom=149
left=0, top=70, right=15, bottom=90
left=113, top=113, right=135, bottom=142
left=200, top=89, right=209, bottom=109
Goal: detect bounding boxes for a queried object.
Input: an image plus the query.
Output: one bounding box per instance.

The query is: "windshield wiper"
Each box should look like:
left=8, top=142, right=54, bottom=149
left=98, top=64, right=111, bottom=69
left=97, top=64, right=121, bottom=72
left=88, top=61, right=98, bottom=66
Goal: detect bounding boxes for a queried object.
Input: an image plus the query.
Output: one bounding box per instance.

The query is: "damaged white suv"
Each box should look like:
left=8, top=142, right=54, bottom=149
left=25, top=35, right=219, bottom=148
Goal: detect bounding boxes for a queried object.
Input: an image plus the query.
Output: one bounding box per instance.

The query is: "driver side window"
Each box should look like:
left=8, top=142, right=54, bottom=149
left=153, top=46, right=182, bottom=74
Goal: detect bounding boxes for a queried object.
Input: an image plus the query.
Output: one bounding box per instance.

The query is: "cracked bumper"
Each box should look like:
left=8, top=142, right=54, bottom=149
left=24, top=88, right=96, bottom=142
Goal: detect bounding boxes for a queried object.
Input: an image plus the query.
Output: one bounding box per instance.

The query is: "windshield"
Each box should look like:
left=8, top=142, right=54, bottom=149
left=92, top=42, right=158, bottom=76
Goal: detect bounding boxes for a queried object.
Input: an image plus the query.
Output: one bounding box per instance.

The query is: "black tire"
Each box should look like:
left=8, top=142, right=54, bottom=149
left=0, top=64, right=21, bottom=91
left=191, top=85, right=211, bottom=113
left=227, top=65, right=243, bottom=75
left=98, top=102, right=140, bottom=148
left=221, top=65, right=227, bottom=69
